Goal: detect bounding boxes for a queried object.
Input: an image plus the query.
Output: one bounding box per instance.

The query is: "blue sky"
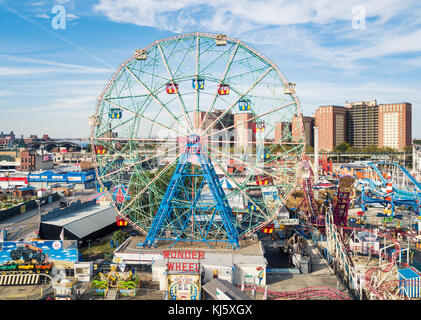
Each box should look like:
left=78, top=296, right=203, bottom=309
left=1, top=0, right=420, bottom=138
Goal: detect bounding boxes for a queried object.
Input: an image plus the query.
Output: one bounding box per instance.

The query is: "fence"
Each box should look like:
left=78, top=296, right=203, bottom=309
left=0, top=193, right=60, bottom=222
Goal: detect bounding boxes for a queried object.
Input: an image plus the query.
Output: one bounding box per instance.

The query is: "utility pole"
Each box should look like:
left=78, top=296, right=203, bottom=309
left=314, top=126, right=319, bottom=184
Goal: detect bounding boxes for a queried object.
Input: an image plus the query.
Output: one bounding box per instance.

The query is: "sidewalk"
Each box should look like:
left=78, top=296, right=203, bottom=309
left=264, top=239, right=349, bottom=298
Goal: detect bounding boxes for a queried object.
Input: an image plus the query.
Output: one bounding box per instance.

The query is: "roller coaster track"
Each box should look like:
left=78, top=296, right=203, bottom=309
left=239, top=284, right=350, bottom=300
left=308, top=213, right=403, bottom=300
left=360, top=162, right=421, bottom=196
left=297, top=159, right=319, bottom=220
left=302, top=177, right=319, bottom=219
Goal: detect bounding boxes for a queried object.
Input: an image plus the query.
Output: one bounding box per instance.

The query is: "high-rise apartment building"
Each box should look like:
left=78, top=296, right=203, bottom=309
left=274, top=121, right=292, bottom=143
left=378, top=103, right=412, bottom=150
left=292, top=114, right=315, bottom=147
left=315, top=105, right=346, bottom=151
left=345, top=100, right=378, bottom=149
left=233, top=112, right=255, bottom=149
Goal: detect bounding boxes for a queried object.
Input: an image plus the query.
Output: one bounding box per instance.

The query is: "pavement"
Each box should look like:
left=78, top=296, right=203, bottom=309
left=0, top=189, right=96, bottom=241
left=258, top=233, right=350, bottom=299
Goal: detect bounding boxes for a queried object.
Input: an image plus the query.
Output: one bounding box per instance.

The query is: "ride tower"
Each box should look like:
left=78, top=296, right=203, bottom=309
left=142, top=134, right=239, bottom=249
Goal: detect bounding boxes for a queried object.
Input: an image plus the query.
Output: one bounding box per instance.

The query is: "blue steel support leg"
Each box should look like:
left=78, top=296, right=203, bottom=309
left=142, top=139, right=239, bottom=249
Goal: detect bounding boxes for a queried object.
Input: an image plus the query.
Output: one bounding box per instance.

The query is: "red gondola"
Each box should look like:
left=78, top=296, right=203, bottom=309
left=116, top=216, right=128, bottom=227
left=166, top=83, right=178, bottom=94
left=94, top=145, right=107, bottom=155
left=262, top=223, right=274, bottom=234
left=255, top=175, right=272, bottom=186
left=218, top=83, right=230, bottom=95
left=253, top=121, right=265, bottom=133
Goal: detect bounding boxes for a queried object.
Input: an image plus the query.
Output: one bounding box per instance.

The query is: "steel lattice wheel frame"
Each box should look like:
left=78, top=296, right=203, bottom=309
left=90, top=32, right=305, bottom=245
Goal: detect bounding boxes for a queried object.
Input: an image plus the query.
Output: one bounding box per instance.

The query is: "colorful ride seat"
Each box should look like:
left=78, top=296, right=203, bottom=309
left=116, top=216, right=128, bottom=227
left=109, top=108, right=122, bottom=119
left=262, top=223, right=274, bottom=234
left=253, top=121, right=265, bottom=133
left=218, top=83, right=230, bottom=95
left=94, top=145, right=107, bottom=155
left=258, top=150, right=269, bottom=160
left=255, top=175, right=272, bottom=186
left=247, top=203, right=258, bottom=211
left=166, top=83, right=178, bottom=94
left=96, top=181, right=111, bottom=192
left=192, top=78, right=205, bottom=90
left=238, top=99, right=251, bottom=111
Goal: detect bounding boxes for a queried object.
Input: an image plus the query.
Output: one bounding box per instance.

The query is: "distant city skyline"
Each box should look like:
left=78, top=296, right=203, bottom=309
left=1, top=1, right=421, bottom=138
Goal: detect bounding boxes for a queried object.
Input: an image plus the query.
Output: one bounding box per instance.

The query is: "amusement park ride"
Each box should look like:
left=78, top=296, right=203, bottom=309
left=359, top=162, right=421, bottom=219
left=90, top=32, right=305, bottom=250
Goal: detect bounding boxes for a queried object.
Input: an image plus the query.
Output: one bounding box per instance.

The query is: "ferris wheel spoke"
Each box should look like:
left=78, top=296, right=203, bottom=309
left=100, top=97, right=185, bottom=137
left=203, top=66, right=275, bottom=134
left=195, top=33, right=200, bottom=126
left=123, top=64, right=190, bottom=134
left=199, top=41, right=240, bottom=132
left=98, top=142, right=185, bottom=180
left=119, top=151, right=183, bottom=214
left=205, top=144, right=279, bottom=182
left=204, top=100, right=296, bottom=140
left=202, top=148, right=270, bottom=221
left=157, top=42, right=194, bottom=132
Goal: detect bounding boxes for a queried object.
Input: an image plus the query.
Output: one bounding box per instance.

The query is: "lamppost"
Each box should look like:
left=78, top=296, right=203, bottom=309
left=87, top=239, right=92, bottom=259
left=35, top=199, right=45, bottom=238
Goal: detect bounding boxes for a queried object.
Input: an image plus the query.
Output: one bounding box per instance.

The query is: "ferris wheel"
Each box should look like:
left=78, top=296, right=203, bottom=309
left=90, top=32, right=305, bottom=249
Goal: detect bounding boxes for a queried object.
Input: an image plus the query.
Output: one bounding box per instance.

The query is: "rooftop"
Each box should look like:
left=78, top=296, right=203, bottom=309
left=117, top=235, right=263, bottom=257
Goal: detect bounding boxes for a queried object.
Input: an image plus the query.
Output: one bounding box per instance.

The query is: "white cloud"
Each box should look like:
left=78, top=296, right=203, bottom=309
left=0, top=55, right=113, bottom=76
left=34, top=13, right=50, bottom=19
left=93, top=0, right=421, bottom=71
left=0, top=90, right=14, bottom=97
left=66, top=13, right=79, bottom=21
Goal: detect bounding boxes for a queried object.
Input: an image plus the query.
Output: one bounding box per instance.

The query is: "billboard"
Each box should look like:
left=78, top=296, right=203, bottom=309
left=0, top=240, right=78, bottom=265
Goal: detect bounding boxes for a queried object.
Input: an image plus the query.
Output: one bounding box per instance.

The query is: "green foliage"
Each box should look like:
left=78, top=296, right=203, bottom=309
left=112, top=230, right=130, bottom=245
left=305, top=146, right=314, bottom=153
left=333, top=142, right=351, bottom=153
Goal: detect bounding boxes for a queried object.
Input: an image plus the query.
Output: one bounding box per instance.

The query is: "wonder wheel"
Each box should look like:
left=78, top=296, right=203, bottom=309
left=90, top=32, right=305, bottom=248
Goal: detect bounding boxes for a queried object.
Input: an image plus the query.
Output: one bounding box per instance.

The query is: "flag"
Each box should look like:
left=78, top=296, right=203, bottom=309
left=60, top=228, right=64, bottom=241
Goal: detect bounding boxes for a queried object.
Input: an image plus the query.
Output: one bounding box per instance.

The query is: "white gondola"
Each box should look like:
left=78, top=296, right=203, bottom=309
left=284, top=82, right=296, bottom=95
left=215, top=34, right=227, bottom=46
left=134, top=48, right=147, bottom=60
left=88, top=115, right=101, bottom=127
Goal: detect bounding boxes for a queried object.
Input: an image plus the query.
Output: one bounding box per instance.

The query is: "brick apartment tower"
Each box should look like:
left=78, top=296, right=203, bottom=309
left=345, top=100, right=378, bottom=149
left=292, top=114, right=315, bottom=147
left=378, top=103, right=412, bottom=150
left=233, top=112, right=255, bottom=150
left=274, top=121, right=292, bottom=143
left=315, top=105, right=346, bottom=152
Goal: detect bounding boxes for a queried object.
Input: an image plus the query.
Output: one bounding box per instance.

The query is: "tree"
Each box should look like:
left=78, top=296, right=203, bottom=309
left=345, top=146, right=362, bottom=153
left=362, top=145, right=379, bottom=153
left=404, top=145, right=413, bottom=153
left=112, top=230, right=130, bottom=245
left=305, top=146, right=314, bottom=154
left=333, top=142, right=350, bottom=153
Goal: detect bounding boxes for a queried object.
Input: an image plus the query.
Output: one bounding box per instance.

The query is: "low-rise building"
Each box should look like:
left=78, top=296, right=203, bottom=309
left=28, top=166, right=96, bottom=190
